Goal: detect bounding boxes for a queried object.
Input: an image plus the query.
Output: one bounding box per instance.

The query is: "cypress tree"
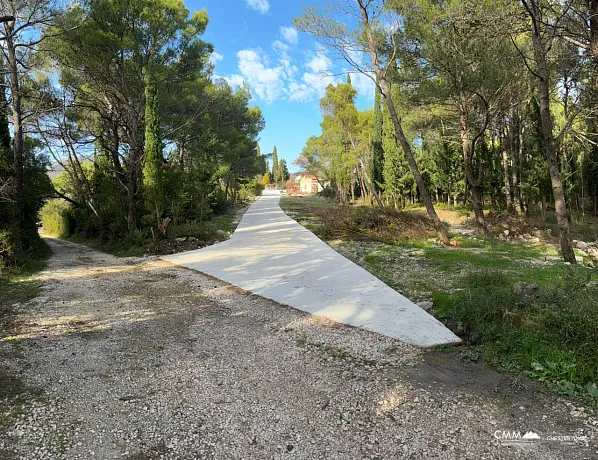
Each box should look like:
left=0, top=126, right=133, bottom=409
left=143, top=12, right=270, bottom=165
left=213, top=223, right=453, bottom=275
left=272, top=145, right=279, bottom=185
left=372, top=79, right=384, bottom=188
left=142, top=72, right=164, bottom=227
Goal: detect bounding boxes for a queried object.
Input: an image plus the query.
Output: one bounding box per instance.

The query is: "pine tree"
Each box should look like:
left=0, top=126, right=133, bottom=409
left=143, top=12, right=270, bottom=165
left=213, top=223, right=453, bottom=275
left=278, top=159, right=289, bottom=183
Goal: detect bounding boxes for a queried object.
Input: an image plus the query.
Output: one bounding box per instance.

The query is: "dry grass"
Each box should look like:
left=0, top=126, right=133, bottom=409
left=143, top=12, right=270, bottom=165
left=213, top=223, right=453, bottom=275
left=280, top=196, right=437, bottom=244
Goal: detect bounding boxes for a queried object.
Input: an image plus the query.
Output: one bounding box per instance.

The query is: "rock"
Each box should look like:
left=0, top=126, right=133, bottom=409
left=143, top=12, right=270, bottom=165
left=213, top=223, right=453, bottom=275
left=528, top=237, right=540, bottom=243
left=576, top=250, right=589, bottom=258
left=503, top=230, right=510, bottom=236
left=523, top=233, right=532, bottom=239
left=527, top=282, right=539, bottom=291
left=576, top=256, right=584, bottom=263
left=574, top=240, right=589, bottom=250
left=513, top=282, right=539, bottom=295
left=417, top=301, right=434, bottom=311
left=175, top=237, right=186, bottom=243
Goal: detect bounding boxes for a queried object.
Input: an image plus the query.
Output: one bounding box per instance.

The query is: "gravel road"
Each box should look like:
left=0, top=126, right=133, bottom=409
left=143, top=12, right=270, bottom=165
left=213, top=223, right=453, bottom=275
left=0, top=237, right=596, bottom=459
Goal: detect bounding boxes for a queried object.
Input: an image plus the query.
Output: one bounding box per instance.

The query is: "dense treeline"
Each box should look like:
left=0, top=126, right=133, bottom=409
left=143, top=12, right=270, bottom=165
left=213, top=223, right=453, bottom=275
left=295, top=0, right=598, bottom=262
left=0, top=0, right=267, bottom=267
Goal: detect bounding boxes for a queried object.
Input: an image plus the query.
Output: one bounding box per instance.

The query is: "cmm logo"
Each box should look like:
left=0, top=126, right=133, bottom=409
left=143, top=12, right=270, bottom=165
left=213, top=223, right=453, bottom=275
left=494, top=431, right=540, bottom=442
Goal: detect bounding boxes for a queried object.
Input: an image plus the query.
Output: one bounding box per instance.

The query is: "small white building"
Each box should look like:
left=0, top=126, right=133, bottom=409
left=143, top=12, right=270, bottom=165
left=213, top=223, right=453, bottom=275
left=299, top=175, right=323, bottom=194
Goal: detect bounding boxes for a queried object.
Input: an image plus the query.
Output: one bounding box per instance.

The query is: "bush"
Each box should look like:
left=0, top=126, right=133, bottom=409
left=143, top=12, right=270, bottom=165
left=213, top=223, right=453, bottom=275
left=39, top=199, right=73, bottom=238
left=239, top=177, right=265, bottom=200
left=0, top=230, right=17, bottom=270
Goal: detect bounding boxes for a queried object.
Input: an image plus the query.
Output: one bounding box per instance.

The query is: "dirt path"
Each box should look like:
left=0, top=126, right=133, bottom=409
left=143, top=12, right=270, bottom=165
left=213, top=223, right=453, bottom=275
left=0, top=238, right=596, bottom=459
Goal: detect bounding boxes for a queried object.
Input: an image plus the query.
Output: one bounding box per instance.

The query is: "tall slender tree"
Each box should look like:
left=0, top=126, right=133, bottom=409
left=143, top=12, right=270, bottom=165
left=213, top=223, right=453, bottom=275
left=296, top=0, right=449, bottom=243
left=520, top=0, right=576, bottom=263
left=272, top=145, right=279, bottom=186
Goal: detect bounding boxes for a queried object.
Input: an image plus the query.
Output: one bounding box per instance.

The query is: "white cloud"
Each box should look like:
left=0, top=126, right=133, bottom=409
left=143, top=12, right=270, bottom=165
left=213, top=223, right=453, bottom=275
left=288, top=51, right=337, bottom=102
left=221, top=74, right=245, bottom=89
left=280, top=26, right=298, bottom=45
left=246, top=0, right=269, bottom=14
left=236, top=49, right=285, bottom=101
left=306, top=52, right=330, bottom=74
left=209, top=51, right=223, bottom=66
left=222, top=45, right=356, bottom=104
left=350, top=71, right=376, bottom=99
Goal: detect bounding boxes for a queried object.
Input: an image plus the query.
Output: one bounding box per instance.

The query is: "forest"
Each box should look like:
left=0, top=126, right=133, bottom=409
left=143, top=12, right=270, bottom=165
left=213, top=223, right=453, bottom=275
left=0, top=0, right=267, bottom=268
left=294, top=0, right=598, bottom=263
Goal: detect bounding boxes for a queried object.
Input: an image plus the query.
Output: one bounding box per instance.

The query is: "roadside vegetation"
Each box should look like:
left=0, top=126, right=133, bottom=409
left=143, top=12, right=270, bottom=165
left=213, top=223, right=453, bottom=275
left=40, top=198, right=249, bottom=257
left=281, top=195, right=598, bottom=402
left=1, top=0, right=268, bottom=269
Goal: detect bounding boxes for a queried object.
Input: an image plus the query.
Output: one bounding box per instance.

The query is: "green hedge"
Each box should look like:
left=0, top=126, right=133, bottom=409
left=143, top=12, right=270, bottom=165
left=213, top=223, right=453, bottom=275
left=39, top=199, right=74, bottom=238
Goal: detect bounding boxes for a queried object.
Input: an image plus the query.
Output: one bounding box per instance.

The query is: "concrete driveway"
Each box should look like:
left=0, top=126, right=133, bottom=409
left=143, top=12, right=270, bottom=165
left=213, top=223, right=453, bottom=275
left=163, top=191, right=460, bottom=347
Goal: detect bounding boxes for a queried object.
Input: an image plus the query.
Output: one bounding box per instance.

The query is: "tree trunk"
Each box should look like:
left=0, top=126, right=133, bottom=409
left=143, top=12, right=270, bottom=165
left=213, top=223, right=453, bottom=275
left=4, top=17, right=23, bottom=246
left=524, top=0, right=575, bottom=263
left=357, top=0, right=449, bottom=244
left=501, top=149, right=513, bottom=213
left=470, top=185, right=486, bottom=230
left=127, top=166, right=139, bottom=234
left=513, top=117, right=523, bottom=214
left=459, top=103, right=487, bottom=232
left=358, top=156, right=382, bottom=207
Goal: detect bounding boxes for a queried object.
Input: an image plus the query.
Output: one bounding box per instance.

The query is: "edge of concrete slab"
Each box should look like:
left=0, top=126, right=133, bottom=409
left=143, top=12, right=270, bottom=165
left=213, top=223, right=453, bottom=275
left=160, top=258, right=462, bottom=349
left=162, top=192, right=462, bottom=348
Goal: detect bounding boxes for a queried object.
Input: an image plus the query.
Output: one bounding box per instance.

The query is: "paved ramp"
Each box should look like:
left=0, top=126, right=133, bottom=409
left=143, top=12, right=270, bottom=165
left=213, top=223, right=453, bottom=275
left=162, top=191, right=461, bottom=347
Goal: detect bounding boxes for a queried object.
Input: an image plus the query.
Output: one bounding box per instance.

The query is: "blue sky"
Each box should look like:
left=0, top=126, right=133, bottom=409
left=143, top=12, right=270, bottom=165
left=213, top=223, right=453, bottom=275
left=185, top=0, right=375, bottom=172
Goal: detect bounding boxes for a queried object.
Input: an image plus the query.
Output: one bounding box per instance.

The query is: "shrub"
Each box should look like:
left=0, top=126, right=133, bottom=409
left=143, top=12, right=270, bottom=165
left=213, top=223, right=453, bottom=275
left=0, top=230, right=17, bottom=270
left=39, top=199, right=73, bottom=238
left=239, top=177, right=265, bottom=200
left=435, top=269, right=598, bottom=397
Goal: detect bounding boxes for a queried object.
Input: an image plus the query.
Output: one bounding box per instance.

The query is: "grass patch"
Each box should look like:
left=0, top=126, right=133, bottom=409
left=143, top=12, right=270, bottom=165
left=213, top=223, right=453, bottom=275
left=65, top=210, right=241, bottom=257
left=434, top=269, right=598, bottom=400
left=283, top=195, right=598, bottom=401
left=67, top=233, right=148, bottom=257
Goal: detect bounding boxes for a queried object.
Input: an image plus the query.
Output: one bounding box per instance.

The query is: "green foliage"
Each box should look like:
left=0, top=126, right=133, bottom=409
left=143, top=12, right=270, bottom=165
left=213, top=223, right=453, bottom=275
left=239, top=177, right=265, bottom=200
left=435, top=268, right=598, bottom=397
left=142, top=74, right=164, bottom=225
left=36, top=0, right=265, bottom=248
left=372, top=82, right=384, bottom=188
left=0, top=138, right=53, bottom=268
left=39, top=199, right=73, bottom=238
left=272, top=146, right=279, bottom=185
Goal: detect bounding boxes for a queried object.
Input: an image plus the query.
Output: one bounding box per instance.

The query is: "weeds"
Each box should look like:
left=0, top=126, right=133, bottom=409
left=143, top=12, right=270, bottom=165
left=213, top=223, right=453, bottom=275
left=434, top=269, right=598, bottom=400
left=280, top=196, right=437, bottom=243
left=282, top=195, right=598, bottom=401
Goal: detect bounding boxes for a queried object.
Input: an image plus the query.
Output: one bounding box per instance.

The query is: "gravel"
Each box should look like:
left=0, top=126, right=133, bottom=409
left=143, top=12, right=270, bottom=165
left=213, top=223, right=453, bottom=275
left=0, top=237, right=596, bottom=459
